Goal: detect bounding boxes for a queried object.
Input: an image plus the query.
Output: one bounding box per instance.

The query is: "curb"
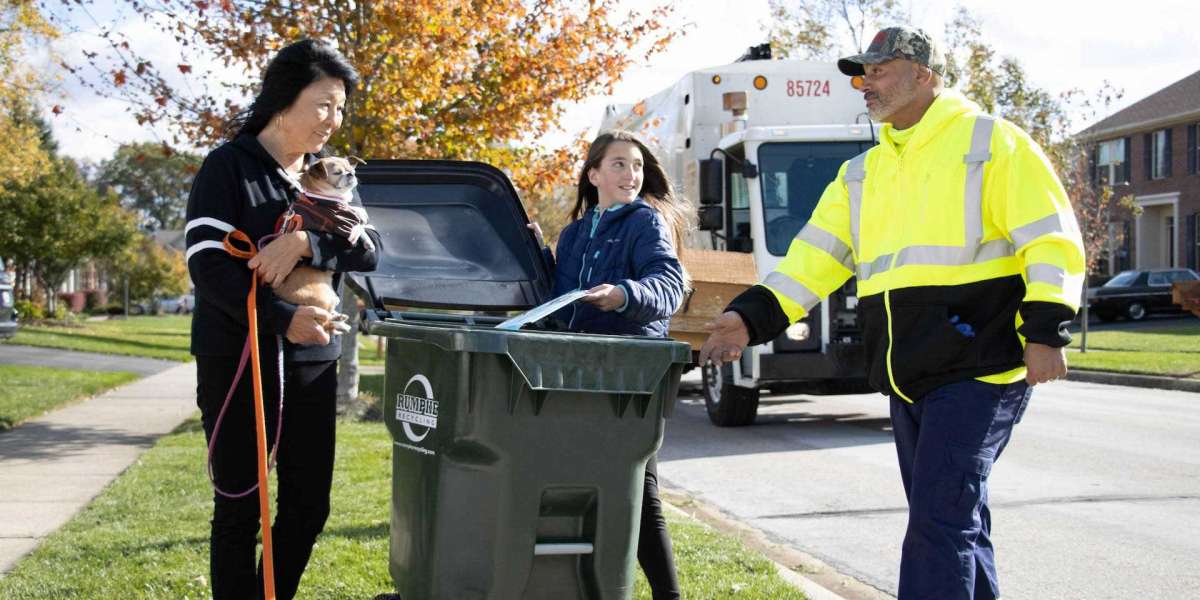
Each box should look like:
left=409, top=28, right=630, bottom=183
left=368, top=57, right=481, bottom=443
left=660, top=488, right=893, bottom=600
left=1066, top=369, right=1200, bottom=393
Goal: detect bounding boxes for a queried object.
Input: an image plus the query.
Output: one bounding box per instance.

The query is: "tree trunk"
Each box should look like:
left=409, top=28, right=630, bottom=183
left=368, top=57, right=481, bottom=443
left=336, top=283, right=360, bottom=414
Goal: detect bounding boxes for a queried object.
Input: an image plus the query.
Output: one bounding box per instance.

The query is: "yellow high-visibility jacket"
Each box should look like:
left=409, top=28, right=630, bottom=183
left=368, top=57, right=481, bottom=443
left=727, top=90, right=1085, bottom=401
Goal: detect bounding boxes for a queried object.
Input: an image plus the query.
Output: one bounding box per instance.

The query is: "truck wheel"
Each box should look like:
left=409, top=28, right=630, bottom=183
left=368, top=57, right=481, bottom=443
left=701, top=363, right=760, bottom=427
left=1125, top=302, right=1146, bottom=321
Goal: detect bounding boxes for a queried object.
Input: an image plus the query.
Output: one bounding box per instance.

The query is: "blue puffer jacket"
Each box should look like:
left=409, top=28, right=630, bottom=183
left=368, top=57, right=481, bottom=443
left=548, top=199, right=684, bottom=338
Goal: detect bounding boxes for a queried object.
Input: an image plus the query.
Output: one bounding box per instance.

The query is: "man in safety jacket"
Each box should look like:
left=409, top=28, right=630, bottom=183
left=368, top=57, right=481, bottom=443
left=700, top=26, right=1085, bottom=600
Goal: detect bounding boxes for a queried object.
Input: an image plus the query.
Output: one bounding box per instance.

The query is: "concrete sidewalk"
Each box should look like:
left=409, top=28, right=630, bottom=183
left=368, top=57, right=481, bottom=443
left=0, top=361, right=196, bottom=574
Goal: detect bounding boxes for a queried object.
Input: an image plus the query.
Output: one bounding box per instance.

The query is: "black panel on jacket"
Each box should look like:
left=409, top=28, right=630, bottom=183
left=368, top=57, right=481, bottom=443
left=1017, top=301, right=1075, bottom=347
left=856, top=275, right=1029, bottom=399
left=725, top=285, right=790, bottom=347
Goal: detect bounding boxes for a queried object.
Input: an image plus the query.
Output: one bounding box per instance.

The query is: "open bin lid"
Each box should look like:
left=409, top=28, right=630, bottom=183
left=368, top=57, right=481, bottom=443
left=350, top=160, right=553, bottom=311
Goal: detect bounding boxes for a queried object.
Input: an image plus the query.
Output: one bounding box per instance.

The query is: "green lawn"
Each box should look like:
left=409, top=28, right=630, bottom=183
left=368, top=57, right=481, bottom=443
left=1070, top=321, right=1200, bottom=378
left=0, top=419, right=805, bottom=599
left=0, top=365, right=140, bottom=430
left=3, top=315, right=193, bottom=362
left=358, top=333, right=385, bottom=366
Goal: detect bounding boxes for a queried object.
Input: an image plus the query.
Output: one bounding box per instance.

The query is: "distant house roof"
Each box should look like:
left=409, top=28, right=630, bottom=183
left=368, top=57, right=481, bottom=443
left=152, top=229, right=186, bottom=252
left=1078, top=69, right=1200, bottom=140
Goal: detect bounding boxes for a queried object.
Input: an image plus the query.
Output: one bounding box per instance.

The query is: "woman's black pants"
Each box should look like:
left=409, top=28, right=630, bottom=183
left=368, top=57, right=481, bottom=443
left=196, top=354, right=338, bottom=600
left=639, top=454, right=681, bottom=599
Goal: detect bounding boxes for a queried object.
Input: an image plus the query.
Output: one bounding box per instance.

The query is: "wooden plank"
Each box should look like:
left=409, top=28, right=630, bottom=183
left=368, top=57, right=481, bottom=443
left=669, top=249, right=759, bottom=349
left=1172, top=280, right=1200, bottom=317
left=679, top=249, right=758, bottom=285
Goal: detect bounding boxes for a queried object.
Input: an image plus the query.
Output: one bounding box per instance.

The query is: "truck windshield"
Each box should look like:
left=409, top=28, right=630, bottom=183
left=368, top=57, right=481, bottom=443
left=758, top=142, right=871, bottom=256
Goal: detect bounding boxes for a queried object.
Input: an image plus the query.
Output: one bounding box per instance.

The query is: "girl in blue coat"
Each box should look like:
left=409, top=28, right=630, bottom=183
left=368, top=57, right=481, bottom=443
left=532, top=130, right=689, bottom=599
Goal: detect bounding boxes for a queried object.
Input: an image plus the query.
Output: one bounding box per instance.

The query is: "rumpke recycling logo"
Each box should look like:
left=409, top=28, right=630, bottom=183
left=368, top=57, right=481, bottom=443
left=395, top=374, right=438, bottom=455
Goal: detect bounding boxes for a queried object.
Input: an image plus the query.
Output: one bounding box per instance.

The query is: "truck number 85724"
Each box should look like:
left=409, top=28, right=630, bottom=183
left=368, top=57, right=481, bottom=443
left=786, top=79, right=831, bottom=97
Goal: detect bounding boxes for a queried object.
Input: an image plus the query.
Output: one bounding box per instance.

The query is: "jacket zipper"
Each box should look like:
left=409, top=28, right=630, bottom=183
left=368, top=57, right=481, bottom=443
left=882, top=165, right=914, bottom=402
left=568, top=208, right=607, bottom=329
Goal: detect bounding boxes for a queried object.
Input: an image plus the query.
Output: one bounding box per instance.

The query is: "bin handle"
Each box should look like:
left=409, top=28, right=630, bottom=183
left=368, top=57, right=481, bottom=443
left=533, top=542, right=594, bottom=556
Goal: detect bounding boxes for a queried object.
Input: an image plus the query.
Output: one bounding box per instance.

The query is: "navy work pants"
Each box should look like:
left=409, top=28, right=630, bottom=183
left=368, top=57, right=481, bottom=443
left=890, top=379, right=1032, bottom=600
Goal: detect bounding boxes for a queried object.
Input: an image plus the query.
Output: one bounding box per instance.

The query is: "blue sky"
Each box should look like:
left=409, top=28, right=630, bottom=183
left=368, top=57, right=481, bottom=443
left=40, top=0, right=1200, bottom=162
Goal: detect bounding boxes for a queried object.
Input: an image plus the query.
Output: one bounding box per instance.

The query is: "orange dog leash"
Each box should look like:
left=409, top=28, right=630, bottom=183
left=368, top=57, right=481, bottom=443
left=222, top=228, right=278, bottom=600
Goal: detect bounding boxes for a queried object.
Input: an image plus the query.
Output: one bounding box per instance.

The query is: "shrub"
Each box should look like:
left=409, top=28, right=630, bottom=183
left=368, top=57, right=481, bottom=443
left=13, top=299, right=44, bottom=322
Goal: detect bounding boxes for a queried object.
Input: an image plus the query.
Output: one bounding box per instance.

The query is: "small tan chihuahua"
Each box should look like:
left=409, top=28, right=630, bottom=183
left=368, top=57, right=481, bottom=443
left=272, top=156, right=370, bottom=334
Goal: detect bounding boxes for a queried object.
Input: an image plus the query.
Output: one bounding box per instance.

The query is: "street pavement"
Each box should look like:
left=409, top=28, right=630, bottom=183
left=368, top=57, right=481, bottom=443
left=0, top=356, right=196, bottom=574
left=659, top=374, right=1200, bottom=599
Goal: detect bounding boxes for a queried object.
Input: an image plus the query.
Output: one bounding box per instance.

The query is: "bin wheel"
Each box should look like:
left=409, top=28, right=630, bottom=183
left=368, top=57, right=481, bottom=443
left=701, top=363, right=759, bottom=427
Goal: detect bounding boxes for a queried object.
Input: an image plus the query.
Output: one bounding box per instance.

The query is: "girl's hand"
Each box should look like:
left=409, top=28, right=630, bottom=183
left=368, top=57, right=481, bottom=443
left=527, top=222, right=545, bottom=246
left=581, top=284, right=626, bottom=312
left=248, top=230, right=312, bottom=287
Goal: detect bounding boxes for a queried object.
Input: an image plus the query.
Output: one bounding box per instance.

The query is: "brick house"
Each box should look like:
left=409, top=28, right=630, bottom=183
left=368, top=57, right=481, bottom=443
left=1078, top=69, right=1200, bottom=276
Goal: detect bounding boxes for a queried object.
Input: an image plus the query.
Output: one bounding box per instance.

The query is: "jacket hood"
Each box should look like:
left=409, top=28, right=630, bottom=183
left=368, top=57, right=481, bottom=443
left=879, top=89, right=982, bottom=155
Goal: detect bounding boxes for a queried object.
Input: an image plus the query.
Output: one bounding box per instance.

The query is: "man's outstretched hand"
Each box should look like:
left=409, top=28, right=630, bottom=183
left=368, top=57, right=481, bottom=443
left=698, top=311, right=751, bottom=367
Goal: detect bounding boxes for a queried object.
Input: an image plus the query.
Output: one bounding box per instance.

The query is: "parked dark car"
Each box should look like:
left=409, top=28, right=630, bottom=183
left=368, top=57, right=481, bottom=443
left=1088, top=268, right=1200, bottom=321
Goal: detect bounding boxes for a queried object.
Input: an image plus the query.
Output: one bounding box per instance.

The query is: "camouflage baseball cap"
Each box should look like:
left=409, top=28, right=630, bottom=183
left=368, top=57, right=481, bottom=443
left=837, top=26, right=946, bottom=77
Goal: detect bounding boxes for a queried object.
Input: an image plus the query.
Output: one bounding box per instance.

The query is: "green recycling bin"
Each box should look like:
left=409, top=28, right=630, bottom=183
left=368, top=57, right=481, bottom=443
left=352, top=160, right=690, bottom=599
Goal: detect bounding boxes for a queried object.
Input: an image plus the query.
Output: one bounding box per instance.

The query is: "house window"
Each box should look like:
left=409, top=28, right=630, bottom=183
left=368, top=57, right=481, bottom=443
left=1096, top=138, right=1127, bottom=185
left=1147, top=128, right=1172, bottom=179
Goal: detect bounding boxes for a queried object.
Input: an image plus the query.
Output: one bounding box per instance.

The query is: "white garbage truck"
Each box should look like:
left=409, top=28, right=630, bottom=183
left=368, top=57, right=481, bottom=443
left=601, top=45, right=878, bottom=426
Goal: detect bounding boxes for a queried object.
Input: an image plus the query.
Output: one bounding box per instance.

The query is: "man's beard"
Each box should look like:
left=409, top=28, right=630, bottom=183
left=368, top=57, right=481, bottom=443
left=868, top=76, right=919, bottom=123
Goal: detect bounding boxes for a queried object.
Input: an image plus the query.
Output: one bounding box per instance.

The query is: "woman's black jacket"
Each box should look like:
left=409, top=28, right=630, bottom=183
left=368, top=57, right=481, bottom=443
left=184, top=134, right=381, bottom=362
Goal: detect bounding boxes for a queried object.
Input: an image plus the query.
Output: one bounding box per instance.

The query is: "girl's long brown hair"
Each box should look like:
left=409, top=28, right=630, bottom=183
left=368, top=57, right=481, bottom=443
left=573, top=130, right=692, bottom=288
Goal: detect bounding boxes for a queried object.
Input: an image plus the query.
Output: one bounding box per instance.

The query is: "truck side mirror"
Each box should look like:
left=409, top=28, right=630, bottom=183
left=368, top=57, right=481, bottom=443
left=698, top=159, right=722, bottom=205
left=698, top=206, right=723, bottom=231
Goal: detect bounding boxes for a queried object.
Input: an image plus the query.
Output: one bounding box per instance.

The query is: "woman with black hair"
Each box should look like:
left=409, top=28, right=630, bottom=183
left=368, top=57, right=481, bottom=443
left=184, top=39, right=380, bottom=599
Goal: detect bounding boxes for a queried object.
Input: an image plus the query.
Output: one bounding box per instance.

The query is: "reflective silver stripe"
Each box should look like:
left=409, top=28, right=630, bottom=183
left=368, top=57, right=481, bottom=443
left=844, top=152, right=869, bottom=253
left=795, top=224, right=853, bottom=271
left=185, top=240, right=226, bottom=262
left=1010, top=213, right=1066, bottom=250
left=764, top=271, right=820, bottom=312
left=962, top=115, right=994, bottom=246
left=858, top=253, right=893, bottom=281
left=185, top=217, right=235, bottom=236
left=858, top=239, right=1015, bottom=281
left=1026, top=263, right=1066, bottom=287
